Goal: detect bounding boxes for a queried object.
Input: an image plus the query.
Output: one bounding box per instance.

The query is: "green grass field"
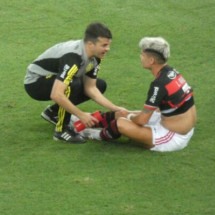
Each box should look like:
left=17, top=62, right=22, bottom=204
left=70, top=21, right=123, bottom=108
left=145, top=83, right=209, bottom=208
left=0, top=0, right=215, bottom=214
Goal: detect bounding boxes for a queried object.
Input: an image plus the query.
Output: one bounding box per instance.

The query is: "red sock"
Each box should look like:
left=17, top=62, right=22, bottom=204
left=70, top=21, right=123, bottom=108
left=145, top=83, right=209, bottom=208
left=98, top=111, right=115, bottom=128
left=100, top=120, right=121, bottom=140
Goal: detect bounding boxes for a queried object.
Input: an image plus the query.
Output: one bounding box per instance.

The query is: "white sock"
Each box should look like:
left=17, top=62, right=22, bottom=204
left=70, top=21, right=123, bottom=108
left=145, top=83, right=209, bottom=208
left=79, top=128, right=101, bottom=140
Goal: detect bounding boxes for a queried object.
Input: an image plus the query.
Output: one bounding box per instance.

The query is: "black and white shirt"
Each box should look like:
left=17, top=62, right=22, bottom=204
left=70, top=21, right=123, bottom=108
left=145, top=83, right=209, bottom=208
left=24, top=40, right=100, bottom=85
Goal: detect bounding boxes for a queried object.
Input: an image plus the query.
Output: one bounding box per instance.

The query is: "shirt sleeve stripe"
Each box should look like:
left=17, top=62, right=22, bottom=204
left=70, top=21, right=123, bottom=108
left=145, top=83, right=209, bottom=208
left=64, top=65, right=78, bottom=85
left=144, top=104, right=158, bottom=111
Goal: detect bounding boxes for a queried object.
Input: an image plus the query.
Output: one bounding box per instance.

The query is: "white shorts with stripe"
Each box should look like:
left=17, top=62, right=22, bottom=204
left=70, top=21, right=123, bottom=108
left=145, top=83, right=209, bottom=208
left=146, top=111, right=194, bottom=152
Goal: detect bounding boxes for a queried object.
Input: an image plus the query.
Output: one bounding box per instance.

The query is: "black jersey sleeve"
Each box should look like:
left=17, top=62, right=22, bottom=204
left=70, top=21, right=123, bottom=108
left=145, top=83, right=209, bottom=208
left=144, top=81, right=166, bottom=110
left=85, top=57, right=101, bottom=79
left=56, top=53, right=82, bottom=85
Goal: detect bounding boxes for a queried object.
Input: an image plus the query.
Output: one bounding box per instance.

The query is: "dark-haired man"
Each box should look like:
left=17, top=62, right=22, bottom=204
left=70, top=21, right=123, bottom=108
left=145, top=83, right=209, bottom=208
left=24, top=22, right=125, bottom=143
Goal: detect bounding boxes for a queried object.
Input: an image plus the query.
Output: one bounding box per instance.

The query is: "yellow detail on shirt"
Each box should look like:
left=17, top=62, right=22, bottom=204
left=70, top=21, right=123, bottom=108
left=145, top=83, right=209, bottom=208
left=86, top=62, right=94, bottom=72
left=64, top=65, right=78, bottom=85
left=45, top=74, right=53, bottom=79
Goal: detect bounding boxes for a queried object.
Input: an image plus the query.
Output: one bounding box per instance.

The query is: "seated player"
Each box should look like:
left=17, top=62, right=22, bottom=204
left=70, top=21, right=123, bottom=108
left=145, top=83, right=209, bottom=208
left=79, top=37, right=197, bottom=152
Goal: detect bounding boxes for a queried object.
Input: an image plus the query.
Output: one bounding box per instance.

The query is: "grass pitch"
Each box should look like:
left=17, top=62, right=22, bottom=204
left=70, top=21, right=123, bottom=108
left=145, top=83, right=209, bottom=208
left=0, top=0, right=215, bottom=214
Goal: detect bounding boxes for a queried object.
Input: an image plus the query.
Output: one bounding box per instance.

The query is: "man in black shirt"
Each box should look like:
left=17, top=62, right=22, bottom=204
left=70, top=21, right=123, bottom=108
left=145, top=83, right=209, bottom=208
left=24, top=22, right=125, bottom=143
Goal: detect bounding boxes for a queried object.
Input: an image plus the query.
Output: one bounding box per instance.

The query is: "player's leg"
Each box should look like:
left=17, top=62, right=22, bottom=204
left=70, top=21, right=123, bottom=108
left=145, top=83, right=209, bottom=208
left=25, top=75, right=85, bottom=143
left=24, top=75, right=56, bottom=100
left=41, top=77, right=105, bottom=125
left=53, top=85, right=85, bottom=143
left=86, top=116, right=154, bottom=149
left=116, top=118, right=154, bottom=149
left=31, top=75, right=60, bottom=124
left=69, top=78, right=107, bottom=105
left=53, top=77, right=105, bottom=143
left=24, top=75, right=59, bottom=124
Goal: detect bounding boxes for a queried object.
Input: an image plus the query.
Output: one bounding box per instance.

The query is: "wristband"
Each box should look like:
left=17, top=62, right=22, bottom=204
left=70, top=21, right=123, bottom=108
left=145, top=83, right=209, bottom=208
left=126, top=113, right=135, bottom=120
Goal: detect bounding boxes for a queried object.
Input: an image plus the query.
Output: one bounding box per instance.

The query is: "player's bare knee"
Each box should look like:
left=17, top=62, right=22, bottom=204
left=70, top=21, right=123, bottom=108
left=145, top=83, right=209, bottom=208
left=116, top=117, right=129, bottom=133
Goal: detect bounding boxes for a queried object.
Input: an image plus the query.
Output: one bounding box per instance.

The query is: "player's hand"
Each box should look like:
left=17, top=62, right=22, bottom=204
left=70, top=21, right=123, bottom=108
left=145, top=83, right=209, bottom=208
left=115, top=110, right=129, bottom=119
left=78, top=112, right=98, bottom=128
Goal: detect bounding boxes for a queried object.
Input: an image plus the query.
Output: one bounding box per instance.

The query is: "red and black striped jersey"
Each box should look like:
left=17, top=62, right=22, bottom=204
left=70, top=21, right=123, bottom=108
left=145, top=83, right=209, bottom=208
left=144, top=65, right=194, bottom=116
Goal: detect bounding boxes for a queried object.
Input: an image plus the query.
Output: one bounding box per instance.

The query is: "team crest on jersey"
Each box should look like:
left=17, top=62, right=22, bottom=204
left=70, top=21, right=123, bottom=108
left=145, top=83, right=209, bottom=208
left=167, top=70, right=177, bottom=79
left=86, top=62, right=94, bottom=72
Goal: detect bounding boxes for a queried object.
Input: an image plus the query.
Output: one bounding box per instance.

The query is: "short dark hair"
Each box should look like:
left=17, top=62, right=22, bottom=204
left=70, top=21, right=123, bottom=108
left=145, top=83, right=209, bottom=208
left=144, top=48, right=167, bottom=63
left=84, top=22, right=112, bottom=43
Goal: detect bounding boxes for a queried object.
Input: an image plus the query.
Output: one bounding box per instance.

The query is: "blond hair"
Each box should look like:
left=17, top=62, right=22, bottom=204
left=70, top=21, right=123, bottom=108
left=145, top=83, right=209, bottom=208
left=139, top=37, right=170, bottom=62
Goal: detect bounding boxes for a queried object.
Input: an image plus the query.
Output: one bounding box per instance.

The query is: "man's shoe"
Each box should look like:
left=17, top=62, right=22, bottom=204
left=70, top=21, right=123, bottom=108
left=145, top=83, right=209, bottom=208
left=41, top=105, right=58, bottom=125
left=53, top=128, right=86, bottom=143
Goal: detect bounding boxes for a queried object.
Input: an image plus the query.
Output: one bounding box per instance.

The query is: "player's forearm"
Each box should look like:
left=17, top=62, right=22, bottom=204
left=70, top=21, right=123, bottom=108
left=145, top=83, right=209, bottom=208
left=84, top=87, right=119, bottom=111
left=51, top=91, right=83, bottom=117
left=94, top=94, right=121, bottom=111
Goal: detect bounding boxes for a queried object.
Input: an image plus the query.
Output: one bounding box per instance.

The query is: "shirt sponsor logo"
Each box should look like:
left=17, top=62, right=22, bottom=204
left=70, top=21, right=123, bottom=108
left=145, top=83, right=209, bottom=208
left=149, top=86, right=159, bottom=103
left=86, top=62, right=94, bottom=72
left=182, top=82, right=191, bottom=93
left=60, top=64, right=70, bottom=78
left=93, top=65, right=100, bottom=76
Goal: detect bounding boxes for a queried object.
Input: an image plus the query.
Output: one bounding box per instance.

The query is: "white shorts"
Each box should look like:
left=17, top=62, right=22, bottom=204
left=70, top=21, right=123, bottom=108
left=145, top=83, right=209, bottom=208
left=147, top=111, right=194, bottom=152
